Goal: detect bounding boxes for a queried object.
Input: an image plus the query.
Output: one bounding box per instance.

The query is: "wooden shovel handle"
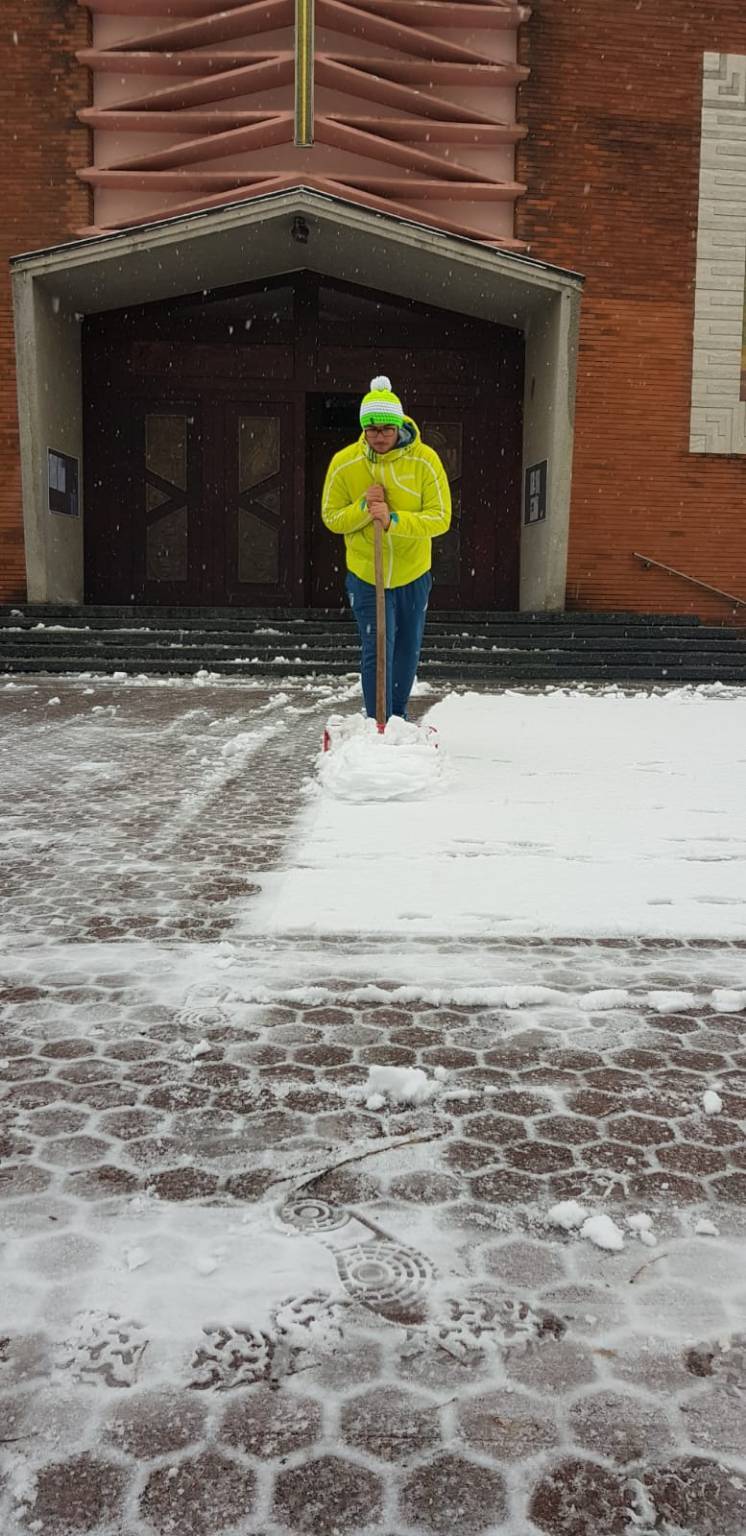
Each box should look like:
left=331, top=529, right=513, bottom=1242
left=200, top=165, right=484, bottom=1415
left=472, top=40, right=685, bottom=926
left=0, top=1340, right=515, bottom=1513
left=373, top=519, right=386, bottom=729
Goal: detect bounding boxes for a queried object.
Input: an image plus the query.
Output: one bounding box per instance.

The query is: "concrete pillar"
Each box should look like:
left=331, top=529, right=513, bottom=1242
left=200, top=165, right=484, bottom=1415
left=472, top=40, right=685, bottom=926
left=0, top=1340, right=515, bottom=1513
left=520, top=288, right=581, bottom=611
left=15, top=277, right=84, bottom=603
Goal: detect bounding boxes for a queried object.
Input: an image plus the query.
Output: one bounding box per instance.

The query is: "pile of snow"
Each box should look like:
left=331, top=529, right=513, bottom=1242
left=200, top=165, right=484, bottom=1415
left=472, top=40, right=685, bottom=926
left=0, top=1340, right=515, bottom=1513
left=711, top=988, right=746, bottom=1012
left=364, top=1063, right=445, bottom=1109
left=248, top=688, right=746, bottom=939
left=646, top=990, right=696, bottom=1014
left=547, top=1200, right=588, bottom=1232
left=702, top=1088, right=723, bottom=1115
left=548, top=1203, right=657, bottom=1253
left=581, top=1214, right=626, bottom=1253
left=626, top=1212, right=657, bottom=1248
left=318, top=715, right=446, bottom=802
left=221, top=722, right=286, bottom=761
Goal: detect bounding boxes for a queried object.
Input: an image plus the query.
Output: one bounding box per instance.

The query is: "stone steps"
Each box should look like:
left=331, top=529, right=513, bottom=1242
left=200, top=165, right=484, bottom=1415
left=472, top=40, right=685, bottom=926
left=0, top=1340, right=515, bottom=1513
left=2, top=605, right=746, bottom=682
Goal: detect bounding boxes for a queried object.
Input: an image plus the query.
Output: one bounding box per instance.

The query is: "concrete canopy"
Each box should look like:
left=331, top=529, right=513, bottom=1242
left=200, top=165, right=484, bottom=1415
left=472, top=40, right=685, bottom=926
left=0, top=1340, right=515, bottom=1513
left=11, top=186, right=583, bottom=607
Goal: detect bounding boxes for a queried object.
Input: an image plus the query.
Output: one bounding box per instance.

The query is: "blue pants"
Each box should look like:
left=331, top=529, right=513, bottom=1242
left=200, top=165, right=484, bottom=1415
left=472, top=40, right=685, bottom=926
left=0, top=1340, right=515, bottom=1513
left=346, top=570, right=432, bottom=720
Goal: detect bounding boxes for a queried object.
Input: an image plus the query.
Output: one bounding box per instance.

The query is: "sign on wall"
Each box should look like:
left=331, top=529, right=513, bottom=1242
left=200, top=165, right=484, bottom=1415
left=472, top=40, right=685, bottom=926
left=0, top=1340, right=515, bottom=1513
left=524, top=460, right=548, bottom=524
left=690, top=53, right=746, bottom=454
left=48, top=449, right=79, bottom=517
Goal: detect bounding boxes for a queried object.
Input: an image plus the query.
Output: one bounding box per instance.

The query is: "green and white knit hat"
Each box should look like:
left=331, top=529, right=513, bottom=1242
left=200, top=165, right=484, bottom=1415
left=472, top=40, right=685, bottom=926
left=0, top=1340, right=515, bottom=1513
left=359, top=375, right=404, bottom=429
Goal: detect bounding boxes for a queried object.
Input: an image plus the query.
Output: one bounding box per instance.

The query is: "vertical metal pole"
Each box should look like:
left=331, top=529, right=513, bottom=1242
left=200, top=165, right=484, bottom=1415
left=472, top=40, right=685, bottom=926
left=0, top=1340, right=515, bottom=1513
left=374, top=520, right=387, bottom=730
left=294, top=0, right=314, bottom=146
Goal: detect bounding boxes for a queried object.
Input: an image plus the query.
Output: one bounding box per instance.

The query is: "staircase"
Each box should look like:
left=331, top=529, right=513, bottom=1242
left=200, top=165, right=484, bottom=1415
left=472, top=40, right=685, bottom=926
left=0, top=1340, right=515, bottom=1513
left=2, top=606, right=746, bottom=683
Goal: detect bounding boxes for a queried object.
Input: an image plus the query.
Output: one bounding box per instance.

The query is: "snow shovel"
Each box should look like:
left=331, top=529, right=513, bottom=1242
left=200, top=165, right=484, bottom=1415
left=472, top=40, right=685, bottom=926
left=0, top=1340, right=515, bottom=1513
left=373, top=518, right=387, bottom=734
left=322, top=520, right=386, bottom=752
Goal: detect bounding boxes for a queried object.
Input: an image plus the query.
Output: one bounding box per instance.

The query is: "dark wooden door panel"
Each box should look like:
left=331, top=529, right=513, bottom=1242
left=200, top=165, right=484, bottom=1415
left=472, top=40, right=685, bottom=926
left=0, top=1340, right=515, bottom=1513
left=222, top=402, right=296, bottom=604
left=84, top=274, right=523, bottom=610
left=137, top=404, right=204, bottom=605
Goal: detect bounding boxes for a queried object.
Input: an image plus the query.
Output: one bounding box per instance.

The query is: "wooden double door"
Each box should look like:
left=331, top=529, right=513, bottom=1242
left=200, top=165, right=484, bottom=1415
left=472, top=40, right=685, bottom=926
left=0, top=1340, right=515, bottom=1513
left=83, top=274, right=523, bottom=609
left=85, top=394, right=296, bottom=607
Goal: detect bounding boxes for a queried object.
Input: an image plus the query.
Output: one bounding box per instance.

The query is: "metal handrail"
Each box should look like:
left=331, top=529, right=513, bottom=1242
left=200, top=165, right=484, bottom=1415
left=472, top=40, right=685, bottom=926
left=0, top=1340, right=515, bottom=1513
left=633, top=552, right=746, bottom=611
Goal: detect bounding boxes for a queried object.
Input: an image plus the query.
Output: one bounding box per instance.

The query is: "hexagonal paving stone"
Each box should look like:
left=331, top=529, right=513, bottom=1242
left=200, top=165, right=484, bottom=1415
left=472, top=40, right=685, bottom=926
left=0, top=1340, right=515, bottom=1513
left=140, top=1449, right=255, bottom=1535
left=55, top=1060, right=115, bottom=1084
left=482, top=1239, right=568, bottom=1291
left=535, top=1114, right=600, bottom=1145
left=30, top=1453, right=129, bottom=1533
left=44, top=1135, right=112, bottom=1167
left=97, top=1107, right=163, bottom=1139
left=224, top=1168, right=277, bottom=1200
left=642, top=1455, right=746, bottom=1535
left=529, top=1457, right=628, bottom=1535
left=469, top=1169, right=543, bottom=1204
left=504, top=1337, right=597, bottom=1393
left=443, top=1139, right=498, bottom=1174
left=633, top=1282, right=729, bottom=1338
left=273, top=1454, right=383, bottom=1535
left=354, top=1038, right=414, bottom=1062
left=41, top=1039, right=96, bottom=1059
left=399, top=1452, right=507, bottom=1534
left=307, top=1167, right=382, bottom=1204
left=387, top=1171, right=461, bottom=1203
left=341, top=1385, right=440, bottom=1461
left=1, top=1057, right=48, bottom=1081
left=540, top=1283, right=628, bottom=1338
left=712, top=1170, right=746, bottom=1202
left=568, top=1388, right=674, bottom=1464
left=0, top=1331, right=50, bottom=1385
left=609, top=1114, right=675, bottom=1145
left=504, top=1141, right=576, bottom=1174
left=220, top=1385, right=322, bottom=1457
left=669, top=1240, right=746, bottom=1291
left=628, top=1170, right=703, bottom=1202
left=458, top=1386, right=560, bottom=1460
left=684, top=1384, right=746, bottom=1457
left=609, top=1340, right=699, bottom=1395
left=64, top=1163, right=141, bottom=1199
left=27, top=1107, right=89, bottom=1136
left=102, top=1389, right=208, bottom=1458
left=147, top=1168, right=220, bottom=1200
left=25, top=1231, right=102, bottom=1279
left=308, top=1333, right=383, bottom=1389
left=462, top=1113, right=527, bottom=1144
left=0, top=1162, right=52, bottom=1197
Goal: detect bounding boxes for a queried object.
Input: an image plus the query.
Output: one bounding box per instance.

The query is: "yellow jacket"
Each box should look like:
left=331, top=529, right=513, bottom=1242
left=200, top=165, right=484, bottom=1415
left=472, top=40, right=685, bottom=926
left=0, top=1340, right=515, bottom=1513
left=321, top=418, right=452, bottom=588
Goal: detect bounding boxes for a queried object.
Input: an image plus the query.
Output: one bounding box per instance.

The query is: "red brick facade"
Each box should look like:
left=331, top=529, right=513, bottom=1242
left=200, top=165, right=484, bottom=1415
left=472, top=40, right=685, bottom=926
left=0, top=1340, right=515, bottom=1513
left=0, top=2, right=91, bottom=603
left=2, top=1, right=745, bottom=616
left=516, top=0, right=746, bottom=620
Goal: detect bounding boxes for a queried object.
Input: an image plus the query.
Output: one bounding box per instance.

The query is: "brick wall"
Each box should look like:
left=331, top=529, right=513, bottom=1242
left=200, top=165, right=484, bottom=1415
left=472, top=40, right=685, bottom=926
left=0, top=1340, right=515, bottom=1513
left=0, top=3, right=91, bottom=603
left=516, top=0, right=746, bottom=621
left=3, top=2, right=745, bottom=619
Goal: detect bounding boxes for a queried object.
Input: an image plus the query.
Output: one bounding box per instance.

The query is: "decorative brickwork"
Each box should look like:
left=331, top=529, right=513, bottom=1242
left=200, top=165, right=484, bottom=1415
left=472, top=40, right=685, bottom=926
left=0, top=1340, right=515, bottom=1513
left=4, top=3, right=746, bottom=616
left=690, top=53, right=746, bottom=456
left=77, top=0, right=528, bottom=245
left=0, top=3, right=91, bottom=605
left=516, top=2, right=746, bottom=619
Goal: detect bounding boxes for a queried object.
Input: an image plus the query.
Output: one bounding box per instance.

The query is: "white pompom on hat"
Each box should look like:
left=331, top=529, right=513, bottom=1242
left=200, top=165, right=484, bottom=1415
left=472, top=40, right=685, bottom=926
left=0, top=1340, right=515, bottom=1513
left=359, top=375, right=404, bottom=428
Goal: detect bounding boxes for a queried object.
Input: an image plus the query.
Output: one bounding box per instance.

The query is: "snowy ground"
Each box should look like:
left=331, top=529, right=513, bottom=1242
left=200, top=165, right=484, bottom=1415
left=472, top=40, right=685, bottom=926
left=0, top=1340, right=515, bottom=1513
left=0, top=674, right=745, bottom=1536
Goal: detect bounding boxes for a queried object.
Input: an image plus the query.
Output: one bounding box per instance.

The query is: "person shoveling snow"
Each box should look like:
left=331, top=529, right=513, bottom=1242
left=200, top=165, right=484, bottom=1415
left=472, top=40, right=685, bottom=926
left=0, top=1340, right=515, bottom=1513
left=321, top=375, right=451, bottom=733
left=319, top=714, right=446, bottom=802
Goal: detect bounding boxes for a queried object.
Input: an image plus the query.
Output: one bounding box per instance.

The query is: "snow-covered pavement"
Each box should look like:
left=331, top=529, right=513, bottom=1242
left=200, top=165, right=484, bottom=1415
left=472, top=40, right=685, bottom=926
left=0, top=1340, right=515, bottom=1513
left=1, top=676, right=745, bottom=1536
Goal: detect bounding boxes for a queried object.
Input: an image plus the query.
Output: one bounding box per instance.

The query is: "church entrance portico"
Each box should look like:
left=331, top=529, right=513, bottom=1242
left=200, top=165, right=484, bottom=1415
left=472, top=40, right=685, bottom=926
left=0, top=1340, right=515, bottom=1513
left=11, top=189, right=582, bottom=613
left=84, top=272, right=523, bottom=610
